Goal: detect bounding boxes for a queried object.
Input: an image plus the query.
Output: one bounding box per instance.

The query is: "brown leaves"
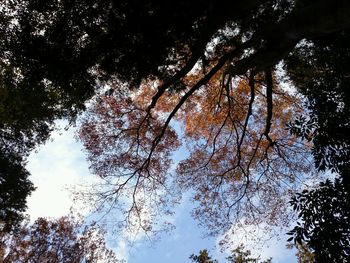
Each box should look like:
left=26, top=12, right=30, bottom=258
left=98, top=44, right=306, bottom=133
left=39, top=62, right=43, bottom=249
left=0, top=215, right=120, bottom=263
left=175, top=71, right=313, bottom=235
left=77, top=84, right=181, bottom=236
left=77, top=68, right=314, bottom=240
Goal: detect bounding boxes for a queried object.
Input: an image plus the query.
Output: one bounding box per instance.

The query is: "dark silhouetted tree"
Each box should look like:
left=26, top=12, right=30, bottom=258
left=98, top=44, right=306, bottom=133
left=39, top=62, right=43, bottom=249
left=285, top=29, right=350, bottom=262
left=286, top=30, right=350, bottom=185
left=190, top=249, right=217, bottom=263
left=0, top=149, right=34, bottom=232
left=190, top=245, right=272, bottom=263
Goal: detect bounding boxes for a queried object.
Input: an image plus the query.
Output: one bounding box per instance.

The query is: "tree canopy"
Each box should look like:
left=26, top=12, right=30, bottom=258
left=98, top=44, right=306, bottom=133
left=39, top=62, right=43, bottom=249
left=1, top=0, right=350, bottom=258
left=0, top=215, right=120, bottom=262
left=73, top=0, right=350, bottom=241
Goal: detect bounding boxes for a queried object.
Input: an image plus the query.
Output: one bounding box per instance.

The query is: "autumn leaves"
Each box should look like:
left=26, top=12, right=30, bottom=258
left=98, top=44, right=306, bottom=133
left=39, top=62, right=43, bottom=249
left=77, top=68, right=313, bottom=239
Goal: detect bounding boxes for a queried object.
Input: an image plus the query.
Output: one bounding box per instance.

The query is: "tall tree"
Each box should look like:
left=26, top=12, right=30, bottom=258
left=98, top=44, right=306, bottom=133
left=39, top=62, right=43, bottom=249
left=285, top=29, right=350, bottom=261
left=77, top=70, right=313, bottom=237
left=1, top=0, right=350, bottom=251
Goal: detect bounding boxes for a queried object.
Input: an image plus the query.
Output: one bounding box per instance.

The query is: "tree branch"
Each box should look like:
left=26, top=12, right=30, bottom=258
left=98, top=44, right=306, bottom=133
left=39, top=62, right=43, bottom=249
left=264, top=69, right=274, bottom=146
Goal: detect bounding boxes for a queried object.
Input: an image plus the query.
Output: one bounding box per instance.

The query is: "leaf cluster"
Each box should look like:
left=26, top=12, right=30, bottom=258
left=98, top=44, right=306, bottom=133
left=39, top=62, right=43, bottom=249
left=286, top=30, right=350, bottom=177
left=287, top=178, right=350, bottom=262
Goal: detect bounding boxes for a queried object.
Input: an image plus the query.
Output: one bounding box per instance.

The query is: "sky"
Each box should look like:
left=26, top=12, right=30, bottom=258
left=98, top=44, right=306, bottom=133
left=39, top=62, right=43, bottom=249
left=26, top=120, right=298, bottom=263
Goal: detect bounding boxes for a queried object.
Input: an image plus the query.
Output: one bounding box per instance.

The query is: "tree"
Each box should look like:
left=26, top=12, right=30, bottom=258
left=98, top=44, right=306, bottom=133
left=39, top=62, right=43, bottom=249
left=0, top=215, right=121, bottom=263
left=286, top=29, right=350, bottom=188
left=285, top=29, right=350, bottom=261
left=190, top=245, right=272, bottom=263
left=227, top=244, right=272, bottom=263
left=72, top=0, right=350, bottom=241
left=0, top=149, right=35, bottom=233
left=190, top=249, right=217, bottom=263
left=286, top=243, right=315, bottom=263
left=77, top=70, right=313, bottom=238
left=2, top=0, right=350, bottom=250
left=1, top=0, right=101, bottom=230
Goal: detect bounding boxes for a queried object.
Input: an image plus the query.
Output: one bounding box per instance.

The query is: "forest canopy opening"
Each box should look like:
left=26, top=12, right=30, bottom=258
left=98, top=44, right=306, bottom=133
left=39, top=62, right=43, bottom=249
left=1, top=0, right=349, bottom=259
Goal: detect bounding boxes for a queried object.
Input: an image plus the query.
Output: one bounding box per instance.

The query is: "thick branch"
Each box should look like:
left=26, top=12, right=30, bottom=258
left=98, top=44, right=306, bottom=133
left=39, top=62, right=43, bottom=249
left=142, top=50, right=237, bottom=171
left=147, top=7, right=233, bottom=112
left=264, top=69, right=273, bottom=145
left=228, top=0, right=350, bottom=76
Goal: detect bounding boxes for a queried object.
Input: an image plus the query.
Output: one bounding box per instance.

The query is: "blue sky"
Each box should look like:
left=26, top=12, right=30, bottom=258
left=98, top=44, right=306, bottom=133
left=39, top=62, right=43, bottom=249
left=26, top=121, right=298, bottom=263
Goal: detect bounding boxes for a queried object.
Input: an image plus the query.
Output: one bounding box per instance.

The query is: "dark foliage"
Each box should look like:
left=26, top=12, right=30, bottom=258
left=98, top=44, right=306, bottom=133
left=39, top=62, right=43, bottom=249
left=288, top=178, right=350, bottom=263
left=286, top=30, right=350, bottom=180
left=1, top=0, right=350, bottom=252
left=0, top=149, right=34, bottom=232
left=190, top=245, right=272, bottom=263
left=286, top=29, right=350, bottom=262
left=3, top=0, right=216, bottom=87
left=190, top=249, right=217, bottom=263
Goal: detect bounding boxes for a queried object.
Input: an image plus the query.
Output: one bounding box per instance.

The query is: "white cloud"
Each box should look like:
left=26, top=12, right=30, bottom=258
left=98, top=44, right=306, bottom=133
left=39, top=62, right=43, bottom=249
left=113, top=239, right=129, bottom=262
left=26, top=122, right=91, bottom=219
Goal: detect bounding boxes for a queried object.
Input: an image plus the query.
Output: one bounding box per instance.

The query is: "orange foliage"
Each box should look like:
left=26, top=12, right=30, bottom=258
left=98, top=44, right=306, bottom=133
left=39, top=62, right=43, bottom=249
left=77, top=69, right=314, bottom=239
left=175, top=72, right=312, bottom=235
left=0, top=215, right=120, bottom=262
